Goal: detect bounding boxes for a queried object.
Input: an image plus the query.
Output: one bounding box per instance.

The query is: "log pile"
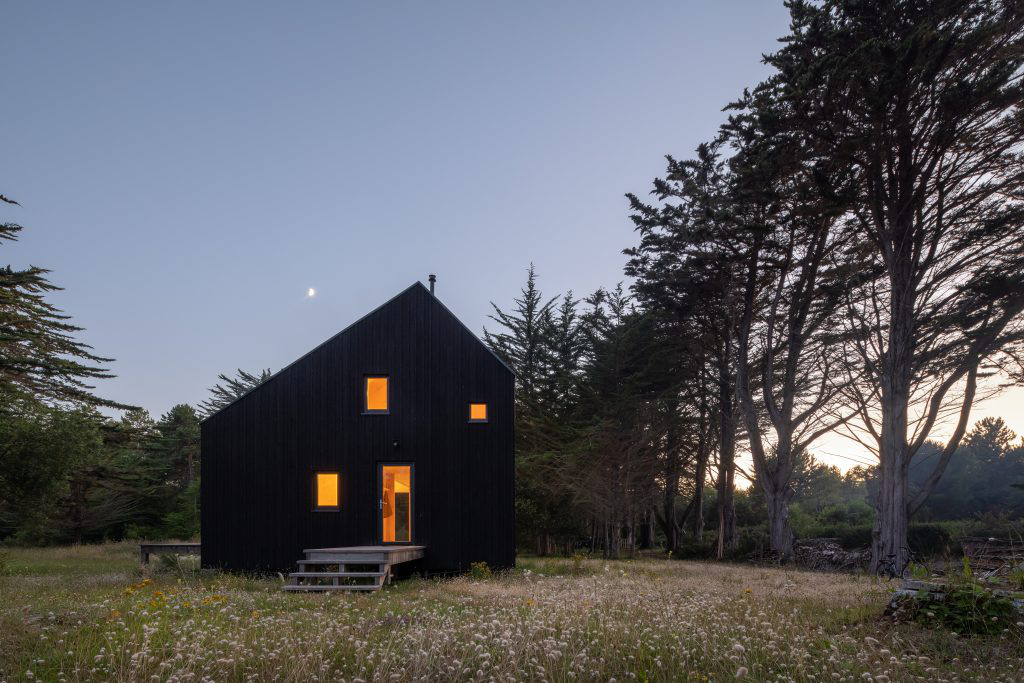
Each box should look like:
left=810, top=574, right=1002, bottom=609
left=750, top=537, right=870, bottom=571
left=791, top=538, right=870, bottom=572
left=961, top=536, right=1023, bottom=579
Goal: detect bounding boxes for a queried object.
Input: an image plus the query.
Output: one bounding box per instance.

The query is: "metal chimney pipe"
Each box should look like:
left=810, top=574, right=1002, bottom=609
left=428, top=274, right=436, bottom=295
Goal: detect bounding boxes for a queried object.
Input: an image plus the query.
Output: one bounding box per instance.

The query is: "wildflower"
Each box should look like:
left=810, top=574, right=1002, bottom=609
left=733, top=643, right=745, bottom=655
left=735, top=667, right=748, bottom=679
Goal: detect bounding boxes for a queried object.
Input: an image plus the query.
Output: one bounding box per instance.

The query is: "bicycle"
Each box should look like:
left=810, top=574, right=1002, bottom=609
left=877, top=546, right=914, bottom=579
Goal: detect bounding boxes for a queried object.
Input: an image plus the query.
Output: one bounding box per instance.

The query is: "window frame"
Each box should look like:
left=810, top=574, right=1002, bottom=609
left=378, top=462, right=415, bottom=545
left=468, top=402, right=489, bottom=423
left=312, top=470, right=341, bottom=512
left=363, top=374, right=390, bottom=414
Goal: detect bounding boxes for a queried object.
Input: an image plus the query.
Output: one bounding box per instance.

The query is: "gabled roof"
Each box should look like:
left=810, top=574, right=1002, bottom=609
left=200, top=281, right=513, bottom=422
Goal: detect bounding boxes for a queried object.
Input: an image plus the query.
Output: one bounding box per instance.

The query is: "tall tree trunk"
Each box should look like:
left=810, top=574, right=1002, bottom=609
left=871, top=261, right=914, bottom=574
left=691, top=455, right=705, bottom=538
left=692, top=398, right=709, bottom=538
left=716, top=335, right=736, bottom=559
left=606, top=516, right=621, bottom=559
left=716, top=461, right=735, bottom=560
left=659, top=425, right=681, bottom=552
left=644, top=510, right=655, bottom=550
left=766, top=488, right=794, bottom=560
left=871, top=366, right=911, bottom=574
left=871, top=447, right=908, bottom=575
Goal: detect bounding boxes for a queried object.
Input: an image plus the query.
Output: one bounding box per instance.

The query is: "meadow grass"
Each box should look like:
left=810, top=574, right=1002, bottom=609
left=1, top=543, right=1022, bottom=681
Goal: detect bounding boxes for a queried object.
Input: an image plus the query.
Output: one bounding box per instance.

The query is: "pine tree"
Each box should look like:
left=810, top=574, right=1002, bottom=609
left=626, top=144, right=745, bottom=558
left=197, top=368, right=272, bottom=418
left=0, top=195, right=129, bottom=412
left=484, top=263, right=556, bottom=408
left=485, top=266, right=586, bottom=554
left=573, top=286, right=666, bottom=557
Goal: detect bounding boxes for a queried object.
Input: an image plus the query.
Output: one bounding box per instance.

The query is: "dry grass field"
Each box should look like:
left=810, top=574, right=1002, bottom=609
left=1, top=542, right=1022, bottom=682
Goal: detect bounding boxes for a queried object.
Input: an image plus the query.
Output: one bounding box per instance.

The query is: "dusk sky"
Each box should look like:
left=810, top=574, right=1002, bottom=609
left=4, top=2, right=1019, bottom=472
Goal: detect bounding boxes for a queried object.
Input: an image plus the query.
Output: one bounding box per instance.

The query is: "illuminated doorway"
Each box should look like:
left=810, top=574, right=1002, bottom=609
left=380, top=464, right=413, bottom=543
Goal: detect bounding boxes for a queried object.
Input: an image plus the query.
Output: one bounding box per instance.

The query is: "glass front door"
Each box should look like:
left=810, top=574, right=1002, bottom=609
left=380, top=464, right=412, bottom=543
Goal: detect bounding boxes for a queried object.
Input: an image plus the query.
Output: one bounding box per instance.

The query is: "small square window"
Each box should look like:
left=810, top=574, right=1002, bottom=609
left=469, top=403, right=488, bottom=422
left=365, top=376, right=389, bottom=413
left=315, top=472, right=339, bottom=510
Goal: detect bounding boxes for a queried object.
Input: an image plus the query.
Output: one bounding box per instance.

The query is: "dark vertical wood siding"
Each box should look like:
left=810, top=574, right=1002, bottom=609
left=200, top=283, right=515, bottom=573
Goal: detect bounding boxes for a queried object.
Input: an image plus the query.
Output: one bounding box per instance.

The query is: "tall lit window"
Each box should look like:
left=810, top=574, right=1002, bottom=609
left=365, top=376, right=389, bottom=413
left=469, top=403, right=488, bottom=423
left=315, top=472, right=339, bottom=510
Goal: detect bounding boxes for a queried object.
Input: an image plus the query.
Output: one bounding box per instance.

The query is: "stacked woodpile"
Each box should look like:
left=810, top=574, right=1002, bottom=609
left=750, top=538, right=870, bottom=571
left=791, top=538, right=870, bottom=572
left=961, top=537, right=1023, bottom=579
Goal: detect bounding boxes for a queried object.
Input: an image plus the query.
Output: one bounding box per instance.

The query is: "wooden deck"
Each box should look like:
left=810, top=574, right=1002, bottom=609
left=140, top=542, right=201, bottom=566
left=284, top=545, right=426, bottom=592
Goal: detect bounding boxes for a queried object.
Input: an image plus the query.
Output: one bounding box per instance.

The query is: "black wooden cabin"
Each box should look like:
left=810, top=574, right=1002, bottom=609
left=200, top=282, right=515, bottom=574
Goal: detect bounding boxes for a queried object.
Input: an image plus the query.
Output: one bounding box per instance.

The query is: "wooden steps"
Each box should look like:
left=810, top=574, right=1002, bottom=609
left=284, top=545, right=425, bottom=593
left=289, top=571, right=385, bottom=578
left=283, top=584, right=381, bottom=592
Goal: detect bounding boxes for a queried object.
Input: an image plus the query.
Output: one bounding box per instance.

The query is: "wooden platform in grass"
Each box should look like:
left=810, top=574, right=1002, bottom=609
left=284, top=545, right=425, bottom=592
left=140, top=542, right=201, bottom=566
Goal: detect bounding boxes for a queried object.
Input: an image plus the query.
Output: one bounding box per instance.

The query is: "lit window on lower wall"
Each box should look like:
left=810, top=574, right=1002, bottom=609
left=315, top=472, right=339, bottom=510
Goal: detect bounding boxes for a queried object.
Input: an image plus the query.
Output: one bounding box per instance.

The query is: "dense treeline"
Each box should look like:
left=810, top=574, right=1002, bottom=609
left=0, top=403, right=200, bottom=544
left=0, top=368, right=269, bottom=544
left=487, top=266, right=1024, bottom=558
left=487, top=0, right=1024, bottom=570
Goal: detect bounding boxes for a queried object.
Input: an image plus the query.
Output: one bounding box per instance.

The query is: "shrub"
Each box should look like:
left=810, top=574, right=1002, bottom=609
left=673, top=537, right=716, bottom=559
left=912, top=584, right=1017, bottom=636
left=791, top=521, right=954, bottom=557
left=895, top=558, right=1020, bottom=636
left=793, top=522, right=872, bottom=549
left=818, top=500, right=874, bottom=526
left=571, top=551, right=586, bottom=575
left=1010, top=568, right=1024, bottom=591
left=469, top=561, right=492, bottom=580
left=907, top=523, right=954, bottom=557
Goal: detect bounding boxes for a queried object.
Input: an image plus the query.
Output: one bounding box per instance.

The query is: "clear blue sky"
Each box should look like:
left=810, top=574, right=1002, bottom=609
left=3, top=2, right=792, bottom=417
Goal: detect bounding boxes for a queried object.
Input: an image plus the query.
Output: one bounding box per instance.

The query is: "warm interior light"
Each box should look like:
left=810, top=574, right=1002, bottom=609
left=382, top=465, right=411, bottom=543
left=470, top=403, right=488, bottom=421
left=316, top=472, right=339, bottom=508
left=366, top=376, right=388, bottom=412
